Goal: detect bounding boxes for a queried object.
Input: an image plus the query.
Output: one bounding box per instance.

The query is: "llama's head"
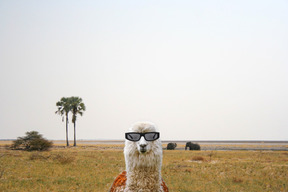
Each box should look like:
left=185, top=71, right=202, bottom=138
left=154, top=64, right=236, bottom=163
left=124, top=122, right=163, bottom=170
left=126, top=122, right=159, bottom=154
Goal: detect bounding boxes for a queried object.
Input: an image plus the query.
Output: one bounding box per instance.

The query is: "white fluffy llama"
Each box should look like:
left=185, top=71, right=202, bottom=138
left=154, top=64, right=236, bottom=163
left=109, top=122, right=168, bottom=192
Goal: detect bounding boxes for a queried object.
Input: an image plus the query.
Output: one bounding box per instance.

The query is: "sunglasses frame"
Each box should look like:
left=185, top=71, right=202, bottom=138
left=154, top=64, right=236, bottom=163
left=125, top=132, right=160, bottom=142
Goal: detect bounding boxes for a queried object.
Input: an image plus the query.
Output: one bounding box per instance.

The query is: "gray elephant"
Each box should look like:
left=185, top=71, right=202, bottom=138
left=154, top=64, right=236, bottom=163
left=185, top=142, right=200, bottom=150
left=167, top=143, right=177, bottom=150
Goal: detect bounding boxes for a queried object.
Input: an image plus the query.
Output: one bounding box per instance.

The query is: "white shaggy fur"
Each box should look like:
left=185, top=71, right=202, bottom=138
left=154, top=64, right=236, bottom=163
left=123, top=121, right=165, bottom=192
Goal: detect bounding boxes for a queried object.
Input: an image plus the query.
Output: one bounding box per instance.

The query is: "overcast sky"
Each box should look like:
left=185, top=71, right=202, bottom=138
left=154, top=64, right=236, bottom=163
left=0, top=0, right=287, bottom=141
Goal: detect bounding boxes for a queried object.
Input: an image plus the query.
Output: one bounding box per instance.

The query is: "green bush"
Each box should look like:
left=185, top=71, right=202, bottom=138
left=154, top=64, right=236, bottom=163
left=11, top=131, right=53, bottom=151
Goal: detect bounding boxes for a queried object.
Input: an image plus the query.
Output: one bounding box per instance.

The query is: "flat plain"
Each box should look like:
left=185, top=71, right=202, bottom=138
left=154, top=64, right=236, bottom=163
left=0, top=141, right=287, bottom=192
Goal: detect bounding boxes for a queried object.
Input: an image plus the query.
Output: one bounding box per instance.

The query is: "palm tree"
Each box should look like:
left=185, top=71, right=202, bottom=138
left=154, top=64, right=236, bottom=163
left=70, top=96, right=86, bottom=146
left=55, top=97, right=71, bottom=146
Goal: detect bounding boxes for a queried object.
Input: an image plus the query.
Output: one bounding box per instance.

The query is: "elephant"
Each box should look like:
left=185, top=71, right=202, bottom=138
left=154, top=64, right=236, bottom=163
left=185, top=142, right=200, bottom=150
left=167, top=143, right=177, bottom=150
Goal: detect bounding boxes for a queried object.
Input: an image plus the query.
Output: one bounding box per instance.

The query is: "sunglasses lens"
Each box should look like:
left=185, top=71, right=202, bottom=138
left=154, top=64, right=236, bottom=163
left=144, top=132, right=159, bottom=141
left=126, top=133, right=141, bottom=141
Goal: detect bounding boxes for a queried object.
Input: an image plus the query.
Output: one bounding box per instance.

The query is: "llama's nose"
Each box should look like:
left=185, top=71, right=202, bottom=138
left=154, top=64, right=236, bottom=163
left=140, top=143, right=147, bottom=148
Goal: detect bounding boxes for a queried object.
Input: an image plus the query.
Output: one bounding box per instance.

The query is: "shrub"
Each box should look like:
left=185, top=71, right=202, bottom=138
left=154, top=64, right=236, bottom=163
left=11, top=131, right=53, bottom=151
left=167, top=143, right=177, bottom=150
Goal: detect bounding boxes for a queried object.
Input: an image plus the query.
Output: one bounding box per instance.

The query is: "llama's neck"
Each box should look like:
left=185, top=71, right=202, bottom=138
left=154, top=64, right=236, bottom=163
left=124, top=139, right=164, bottom=192
left=125, top=166, right=161, bottom=192
left=125, top=151, right=163, bottom=192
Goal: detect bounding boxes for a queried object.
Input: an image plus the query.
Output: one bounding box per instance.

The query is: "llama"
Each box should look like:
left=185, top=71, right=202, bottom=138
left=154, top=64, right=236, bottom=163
left=109, top=122, right=168, bottom=192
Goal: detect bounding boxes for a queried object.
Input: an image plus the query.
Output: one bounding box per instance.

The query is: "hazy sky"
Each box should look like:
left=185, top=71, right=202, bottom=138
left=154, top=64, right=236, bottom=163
left=0, top=0, right=287, bottom=141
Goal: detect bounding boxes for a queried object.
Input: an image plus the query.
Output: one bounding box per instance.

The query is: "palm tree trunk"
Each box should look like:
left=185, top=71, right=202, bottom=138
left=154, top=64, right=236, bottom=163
left=66, top=115, right=69, bottom=146
left=73, top=121, right=76, bottom=146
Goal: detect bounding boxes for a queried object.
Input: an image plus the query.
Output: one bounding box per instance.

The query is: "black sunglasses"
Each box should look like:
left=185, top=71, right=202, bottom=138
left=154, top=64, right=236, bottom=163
left=125, top=132, right=160, bottom=142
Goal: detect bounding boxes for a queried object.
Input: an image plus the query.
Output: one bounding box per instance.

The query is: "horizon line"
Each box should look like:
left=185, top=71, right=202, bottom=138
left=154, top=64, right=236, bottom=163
left=1, top=139, right=287, bottom=143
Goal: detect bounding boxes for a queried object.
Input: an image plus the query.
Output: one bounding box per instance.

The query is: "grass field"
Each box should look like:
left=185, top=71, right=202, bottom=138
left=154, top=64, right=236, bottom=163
left=0, top=144, right=287, bottom=192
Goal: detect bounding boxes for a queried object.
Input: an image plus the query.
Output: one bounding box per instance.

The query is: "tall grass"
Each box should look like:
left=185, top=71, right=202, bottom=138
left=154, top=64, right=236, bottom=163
left=0, top=146, right=287, bottom=191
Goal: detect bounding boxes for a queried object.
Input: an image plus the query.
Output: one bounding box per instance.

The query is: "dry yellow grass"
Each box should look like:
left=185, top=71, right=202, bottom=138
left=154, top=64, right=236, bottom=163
left=162, top=150, right=288, bottom=191
left=0, top=144, right=287, bottom=191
